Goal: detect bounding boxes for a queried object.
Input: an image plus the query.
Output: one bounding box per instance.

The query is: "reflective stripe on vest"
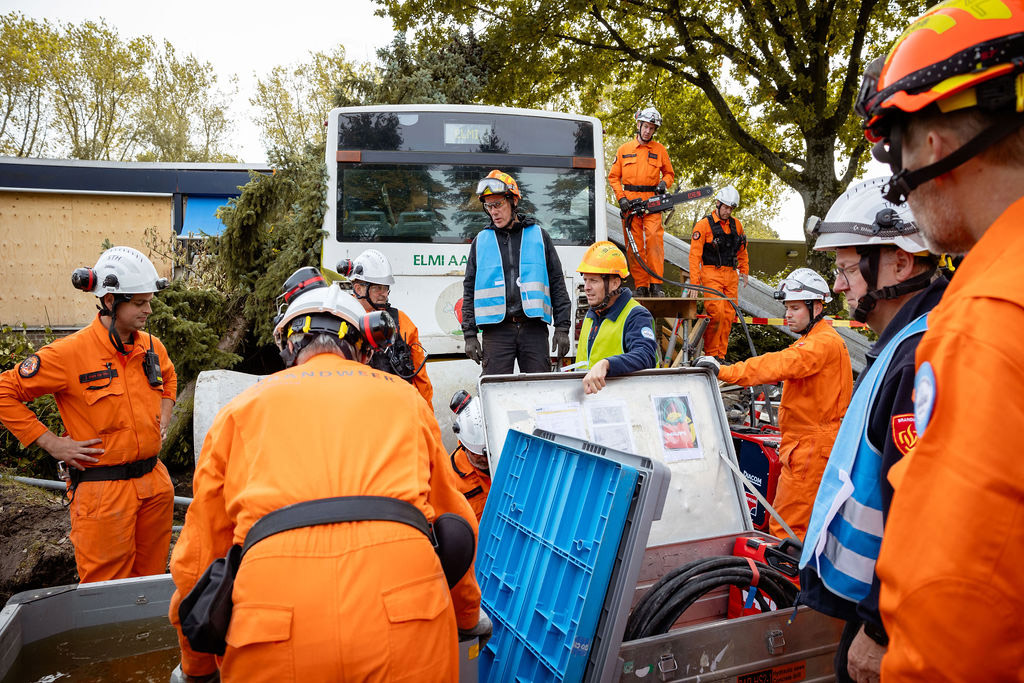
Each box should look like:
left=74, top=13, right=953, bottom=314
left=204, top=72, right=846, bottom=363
left=576, top=297, right=644, bottom=368
left=473, top=224, right=552, bottom=325
left=799, top=313, right=929, bottom=602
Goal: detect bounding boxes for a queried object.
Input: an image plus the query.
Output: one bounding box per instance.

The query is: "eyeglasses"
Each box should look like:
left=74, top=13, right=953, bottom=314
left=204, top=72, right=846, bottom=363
left=832, top=264, right=861, bottom=287
left=483, top=198, right=507, bottom=212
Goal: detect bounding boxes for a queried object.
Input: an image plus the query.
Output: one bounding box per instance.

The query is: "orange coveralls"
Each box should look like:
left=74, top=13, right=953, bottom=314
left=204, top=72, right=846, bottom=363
left=608, top=137, right=675, bottom=289
left=450, top=445, right=491, bottom=521
left=876, top=198, right=1024, bottom=679
left=0, top=315, right=176, bottom=582
left=169, top=353, right=481, bottom=681
left=689, top=211, right=750, bottom=359
left=396, top=308, right=433, bottom=406
left=717, top=319, right=852, bottom=539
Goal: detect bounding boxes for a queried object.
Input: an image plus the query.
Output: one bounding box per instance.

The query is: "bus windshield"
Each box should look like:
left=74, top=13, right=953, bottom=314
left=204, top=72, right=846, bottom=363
left=338, top=165, right=594, bottom=245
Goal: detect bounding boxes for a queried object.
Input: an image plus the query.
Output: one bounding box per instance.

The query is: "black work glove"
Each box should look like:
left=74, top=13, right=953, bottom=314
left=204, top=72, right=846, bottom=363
left=695, top=355, right=721, bottom=376
left=464, top=335, right=483, bottom=364
left=459, top=609, right=494, bottom=652
left=656, top=180, right=667, bottom=194
left=618, top=197, right=630, bottom=216
left=552, top=329, right=570, bottom=361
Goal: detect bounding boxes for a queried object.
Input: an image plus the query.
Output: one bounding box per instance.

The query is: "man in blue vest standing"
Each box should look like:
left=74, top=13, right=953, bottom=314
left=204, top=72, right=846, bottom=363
left=575, top=241, right=658, bottom=394
left=461, top=170, right=571, bottom=375
left=798, top=177, right=945, bottom=683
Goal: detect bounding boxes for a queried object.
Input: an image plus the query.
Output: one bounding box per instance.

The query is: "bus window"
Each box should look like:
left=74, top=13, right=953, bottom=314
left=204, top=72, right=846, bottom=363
left=337, top=165, right=594, bottom=245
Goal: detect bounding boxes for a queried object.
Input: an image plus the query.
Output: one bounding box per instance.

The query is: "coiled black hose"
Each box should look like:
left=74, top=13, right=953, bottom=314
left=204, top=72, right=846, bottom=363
left=624, top=556, right=799, bottom=640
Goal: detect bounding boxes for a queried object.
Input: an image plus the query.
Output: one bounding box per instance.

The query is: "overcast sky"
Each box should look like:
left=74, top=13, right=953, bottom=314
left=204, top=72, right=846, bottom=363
left=3, top=0, right=888, bottom=239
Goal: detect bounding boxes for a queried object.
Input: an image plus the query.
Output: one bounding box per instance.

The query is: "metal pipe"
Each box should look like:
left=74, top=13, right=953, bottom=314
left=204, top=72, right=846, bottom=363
left=10, top=476, right=193, bottom=507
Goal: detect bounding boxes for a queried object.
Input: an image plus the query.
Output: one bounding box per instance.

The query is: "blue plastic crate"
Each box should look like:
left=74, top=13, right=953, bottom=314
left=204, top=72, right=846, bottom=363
left=476, top=430, right=639, bottom=683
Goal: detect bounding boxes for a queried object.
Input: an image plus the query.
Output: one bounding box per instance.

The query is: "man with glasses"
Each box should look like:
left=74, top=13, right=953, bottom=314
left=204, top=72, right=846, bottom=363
left=461, top=170, right=571, bottom=375
left=797, top=178, right=944, bottom=683
left=855, top=3, right=1024, bottom=677
left=349, top=249, right=433, bottom=404
left=696, top=268, right=852, bottom=541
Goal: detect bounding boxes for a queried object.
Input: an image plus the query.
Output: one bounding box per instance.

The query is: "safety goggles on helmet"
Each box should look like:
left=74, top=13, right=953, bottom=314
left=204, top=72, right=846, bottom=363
left=476, top=177, right=511, bottom=197
left=774, top=269, right=832, bottom=303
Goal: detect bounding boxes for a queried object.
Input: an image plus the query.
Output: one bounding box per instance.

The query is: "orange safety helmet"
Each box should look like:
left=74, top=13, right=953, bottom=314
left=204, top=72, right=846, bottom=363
left=856, top=0, right=1024, bottom=203
left=577, top=241, right=629, bottom=278
left=475, top=170, right=522, bottom=202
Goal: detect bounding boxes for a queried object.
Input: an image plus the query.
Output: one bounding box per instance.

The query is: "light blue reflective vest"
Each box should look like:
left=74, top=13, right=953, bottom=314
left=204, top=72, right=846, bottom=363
left=473, top=223, right=552, bottom=325
left=799, top=313, right=929, bottom=603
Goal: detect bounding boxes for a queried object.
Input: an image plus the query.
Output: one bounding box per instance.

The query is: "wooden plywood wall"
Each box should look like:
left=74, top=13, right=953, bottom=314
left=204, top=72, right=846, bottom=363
left=0, top=192, right=173, bottom=328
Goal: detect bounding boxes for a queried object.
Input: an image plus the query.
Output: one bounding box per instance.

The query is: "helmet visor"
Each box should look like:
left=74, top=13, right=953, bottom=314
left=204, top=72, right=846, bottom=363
left=475, top=177, right=510, bottom=197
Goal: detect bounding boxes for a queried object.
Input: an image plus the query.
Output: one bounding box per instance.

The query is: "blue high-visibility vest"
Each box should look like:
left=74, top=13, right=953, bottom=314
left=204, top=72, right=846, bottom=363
left=473, top=224, right=552, bottom=325
left=799, top=313, right=929, bottom=602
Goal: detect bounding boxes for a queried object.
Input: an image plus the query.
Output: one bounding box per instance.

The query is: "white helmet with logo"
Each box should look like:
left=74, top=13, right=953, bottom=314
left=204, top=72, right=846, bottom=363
left=635, top=106, right=662, bottom=128
left=72, top=246, right=168, bottom=297
left=811, top=177, right=928, bottom=254
left=775, top=267, right=832, bottom=303
left=351, top=249, right=395, bottom=286
left=715, top=185, right=740, bottom=208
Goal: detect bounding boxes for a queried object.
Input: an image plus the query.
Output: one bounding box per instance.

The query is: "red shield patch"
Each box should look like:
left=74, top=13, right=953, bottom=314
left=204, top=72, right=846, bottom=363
left=18, top=354, right=40, bottom=378
left=891, top=413, right=917, bottom=457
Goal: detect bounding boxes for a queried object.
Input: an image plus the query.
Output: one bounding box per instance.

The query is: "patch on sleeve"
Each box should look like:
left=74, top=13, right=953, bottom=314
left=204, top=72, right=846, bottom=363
left=890, top=413, right=917, bottom=456
left=18, top=354, right=40, bottom=378
left=641, top=327, right=656, bottom=341
left=691, top=230, right=701, bottom=242
left=913, top=361, right=937, bottom=437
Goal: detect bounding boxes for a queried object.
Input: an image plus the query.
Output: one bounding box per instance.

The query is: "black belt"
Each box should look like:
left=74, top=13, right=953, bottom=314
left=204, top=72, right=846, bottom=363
left=624, top=184, right=658, bottom=192
left=69, top=456, right=158, bottom=487
left=243, top=496, right=432, bottom=554
left=507, top=313, right=541, bottom=324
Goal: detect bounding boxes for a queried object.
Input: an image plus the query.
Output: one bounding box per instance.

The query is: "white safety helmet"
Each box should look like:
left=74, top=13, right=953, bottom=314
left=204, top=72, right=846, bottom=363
left=450, top=390, right=487, bottom=457
left=715, top=185, right=740, bottom=208
left=811, top=177, right=928, bottom=254
left=350, top=249, right=395, bottom=286
left=635, top=106, right=662, bottom=128
left=273, top=277, right=396, bottom=366
left=71, top=246, right=168, bottom=297
left=774, top=267, right=833, bottom=303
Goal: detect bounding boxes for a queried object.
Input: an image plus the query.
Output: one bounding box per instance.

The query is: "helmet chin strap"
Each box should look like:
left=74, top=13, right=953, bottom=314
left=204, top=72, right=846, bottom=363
left=354, top=284, right=388, bottom=311
left=590, top=276, right=622, bottom=313
left=853, top=247, right=935, bottom=323
left=99, top=295, right=131, bottom=355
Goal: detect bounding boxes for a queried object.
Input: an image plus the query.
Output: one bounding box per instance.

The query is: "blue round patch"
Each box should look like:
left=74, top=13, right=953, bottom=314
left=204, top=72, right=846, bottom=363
left=914, top=361, right=937, bottom=437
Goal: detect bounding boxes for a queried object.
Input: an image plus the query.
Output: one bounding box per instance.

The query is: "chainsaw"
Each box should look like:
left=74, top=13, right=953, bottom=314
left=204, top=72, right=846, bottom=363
left=623, top=185, right=715, bottom=217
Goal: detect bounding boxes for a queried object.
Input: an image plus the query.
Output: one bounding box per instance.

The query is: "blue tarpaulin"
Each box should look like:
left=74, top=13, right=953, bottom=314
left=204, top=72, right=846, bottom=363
left=181, top=196, right=232, bottom=237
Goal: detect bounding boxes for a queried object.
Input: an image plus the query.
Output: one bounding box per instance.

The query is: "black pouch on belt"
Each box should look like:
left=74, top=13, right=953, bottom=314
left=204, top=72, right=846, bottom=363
left=432, top=512, right=475, bottom=588
left=177, top=544, right=242, bottom=655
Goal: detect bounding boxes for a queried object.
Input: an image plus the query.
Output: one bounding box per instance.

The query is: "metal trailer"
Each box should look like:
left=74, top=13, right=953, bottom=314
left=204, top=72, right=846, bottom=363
left=476, top=368, right=844, bottom=682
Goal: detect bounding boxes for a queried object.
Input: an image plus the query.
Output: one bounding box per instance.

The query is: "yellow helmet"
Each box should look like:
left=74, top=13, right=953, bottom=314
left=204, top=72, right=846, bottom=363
left=577, top=241, right=629, bottom=278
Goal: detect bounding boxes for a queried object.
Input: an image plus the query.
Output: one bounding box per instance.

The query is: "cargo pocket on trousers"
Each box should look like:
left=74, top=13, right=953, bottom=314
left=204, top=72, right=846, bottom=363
left=383, top=571, right=452, bottom=681
left=225, top=603, right=294, bottom=681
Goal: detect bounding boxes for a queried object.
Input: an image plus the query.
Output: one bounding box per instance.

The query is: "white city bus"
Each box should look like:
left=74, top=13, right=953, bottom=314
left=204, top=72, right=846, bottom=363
left=321, top=105, right=607, bottom=357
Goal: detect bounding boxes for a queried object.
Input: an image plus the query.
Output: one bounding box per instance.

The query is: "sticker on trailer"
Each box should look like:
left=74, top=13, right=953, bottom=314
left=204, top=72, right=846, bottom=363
left=738, top=660, right=806, bottom=683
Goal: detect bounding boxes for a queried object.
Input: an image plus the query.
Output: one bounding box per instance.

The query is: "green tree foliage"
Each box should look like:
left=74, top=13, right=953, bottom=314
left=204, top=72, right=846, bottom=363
left=135, top=41, right=238, bottom=163
left=251, top=47, right=369, bottom=153
left=45, top=19, right=152, bottom=161
left=376, top=0, right=927, bottom=264
left=0, top=13, right=236, bottom=162
left=0, top=14, right=56, bottom=157
left=0, top=326, right=63, bottom=478
left=340, top=30, right=488, bottom=106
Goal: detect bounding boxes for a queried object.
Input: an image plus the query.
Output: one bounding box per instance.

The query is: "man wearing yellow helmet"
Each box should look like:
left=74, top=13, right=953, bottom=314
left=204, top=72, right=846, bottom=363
left=462, top=170, right=572, bottom=375
left=855, top=1, right=1024, bottom=677
left=575, top=241, right=658, bottom=394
